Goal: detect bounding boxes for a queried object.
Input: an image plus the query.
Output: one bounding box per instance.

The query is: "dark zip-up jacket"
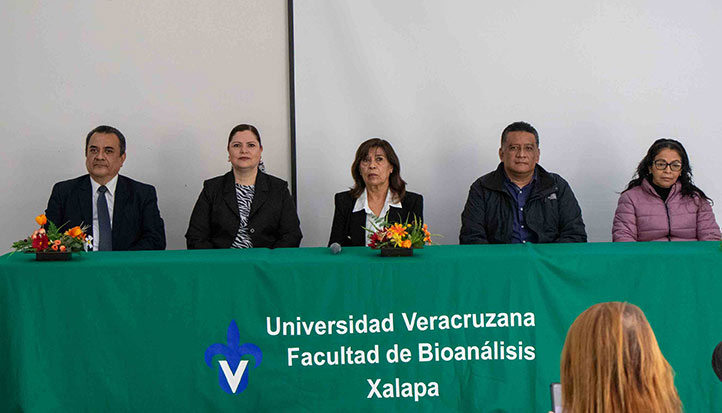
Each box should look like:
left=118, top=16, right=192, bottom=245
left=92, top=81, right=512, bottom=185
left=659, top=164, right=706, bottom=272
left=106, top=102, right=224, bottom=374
left=460, top=163, right=587, bottom=244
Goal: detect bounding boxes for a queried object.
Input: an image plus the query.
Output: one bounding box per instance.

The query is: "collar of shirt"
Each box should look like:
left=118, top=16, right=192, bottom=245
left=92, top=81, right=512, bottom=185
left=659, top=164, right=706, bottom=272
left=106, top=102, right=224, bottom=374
left=503, top=169, right=537, bottom=192
left=90, top=174, right=118, bottom=251
left=90, top=174, right=119, bottom=198
left=353, top=188, right=401, bottom=216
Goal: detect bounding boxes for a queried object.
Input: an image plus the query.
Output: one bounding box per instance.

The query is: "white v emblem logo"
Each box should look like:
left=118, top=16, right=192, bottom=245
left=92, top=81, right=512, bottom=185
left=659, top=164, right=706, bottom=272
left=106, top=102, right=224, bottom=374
left=218, top=360, right=249, bottom=393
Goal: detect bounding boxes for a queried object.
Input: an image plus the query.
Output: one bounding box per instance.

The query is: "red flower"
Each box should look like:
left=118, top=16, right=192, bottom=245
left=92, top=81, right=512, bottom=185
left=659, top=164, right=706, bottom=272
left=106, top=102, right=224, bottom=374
left=32, top=232, right=49, bottom=252
left=368, top=232, right=381, bottom=248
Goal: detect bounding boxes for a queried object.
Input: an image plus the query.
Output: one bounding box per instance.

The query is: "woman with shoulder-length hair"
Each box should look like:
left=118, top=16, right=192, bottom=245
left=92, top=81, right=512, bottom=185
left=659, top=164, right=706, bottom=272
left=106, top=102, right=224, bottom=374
left=613, top=138, right=720, bottom=241
left=185, top=124, right=302, bottom=249
left=561, top=302, right=682, bottom=413
left=328, top=138, right=423, bottom=247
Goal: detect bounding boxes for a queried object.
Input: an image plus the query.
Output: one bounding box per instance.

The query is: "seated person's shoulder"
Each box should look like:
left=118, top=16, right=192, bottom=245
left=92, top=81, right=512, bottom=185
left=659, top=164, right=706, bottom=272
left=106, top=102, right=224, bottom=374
left=475, top=168, right=501, bottom=187
left=617, top=186, right=639, bottom=201
left=263, top=173, right=290, bottom=189
left=201, top=174, right=227, bottom=189
left=49, top=176, right=90, bottom=199
left=334, top=190, right=353, bottom=202
left=546, top=171, right=572, bottom=188
left=53, top=175, right=87, bottom=189
left=404, top=191, right=423, bottom=202
left=120, top=175, right=158, bottom=196
left=124, top=175, right=154, bottom=187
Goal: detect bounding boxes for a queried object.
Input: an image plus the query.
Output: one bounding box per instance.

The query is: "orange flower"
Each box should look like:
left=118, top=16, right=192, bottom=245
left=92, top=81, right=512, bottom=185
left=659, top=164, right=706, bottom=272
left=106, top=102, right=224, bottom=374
left=59, top=245, right=66, bottom=252
left=65, top=226, right=85, bottom=239
left=388, top=223, right=407, bottom=237
left=53, top=240, right=61, bottom=246
left=51, top=244, right=59, bottom=251
left=401, top=239, right=412, bottom=248
left=35, top=214, right=47, bottom=226
left=422, top=224, right=432, bottom=244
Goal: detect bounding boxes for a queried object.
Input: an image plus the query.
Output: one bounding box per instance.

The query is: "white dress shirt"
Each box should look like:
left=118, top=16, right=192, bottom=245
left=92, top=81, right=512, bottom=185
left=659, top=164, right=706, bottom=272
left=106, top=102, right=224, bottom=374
left=353, top=189, right=401, bottom=245
left=90, top=175, right=118, bottom=251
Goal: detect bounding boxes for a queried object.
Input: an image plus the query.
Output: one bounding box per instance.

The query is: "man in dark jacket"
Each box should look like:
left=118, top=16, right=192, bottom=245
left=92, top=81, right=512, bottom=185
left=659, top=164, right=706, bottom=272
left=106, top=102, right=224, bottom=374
left=460, top=121, right=586, bottom=244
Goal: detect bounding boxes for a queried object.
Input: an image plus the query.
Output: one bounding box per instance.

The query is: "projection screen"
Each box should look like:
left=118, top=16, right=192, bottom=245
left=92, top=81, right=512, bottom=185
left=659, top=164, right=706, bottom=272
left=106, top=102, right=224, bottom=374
left=292, top=1, right=722, bottom=246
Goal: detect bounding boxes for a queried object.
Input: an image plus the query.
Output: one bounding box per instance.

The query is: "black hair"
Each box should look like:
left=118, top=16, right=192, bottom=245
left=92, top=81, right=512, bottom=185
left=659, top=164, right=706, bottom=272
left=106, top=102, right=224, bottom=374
left=85, top=125, right=126, bottom=155
left=501, top=121, right=539, bottom=146
left=227, top=124, right=261, bottom=147
left=623, top=138, right=712, bottom=202
left=713, top=341, right=722, bottom=382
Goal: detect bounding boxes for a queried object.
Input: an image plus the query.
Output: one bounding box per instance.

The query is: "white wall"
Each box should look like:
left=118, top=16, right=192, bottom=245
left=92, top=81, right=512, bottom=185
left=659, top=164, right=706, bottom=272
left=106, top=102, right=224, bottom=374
left=294, top=1, right=722, bottom=245
left=3, top=1, right=721, bottom=251
left=0, top=0, right=291, bottom=251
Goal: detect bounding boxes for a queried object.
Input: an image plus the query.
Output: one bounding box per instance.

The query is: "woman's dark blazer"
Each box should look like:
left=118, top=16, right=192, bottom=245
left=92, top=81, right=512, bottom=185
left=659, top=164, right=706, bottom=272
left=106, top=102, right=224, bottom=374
left=186, top=171, right=302, bottom=249
left=328, top=190, right=423, bottom=247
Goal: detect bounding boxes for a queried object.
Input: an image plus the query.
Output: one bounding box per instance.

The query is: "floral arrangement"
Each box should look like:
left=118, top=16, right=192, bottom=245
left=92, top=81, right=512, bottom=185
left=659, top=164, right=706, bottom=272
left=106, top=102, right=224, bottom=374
left=12, top=214, right=90, bottom=253
left=367, top=216, right=432, bottom=249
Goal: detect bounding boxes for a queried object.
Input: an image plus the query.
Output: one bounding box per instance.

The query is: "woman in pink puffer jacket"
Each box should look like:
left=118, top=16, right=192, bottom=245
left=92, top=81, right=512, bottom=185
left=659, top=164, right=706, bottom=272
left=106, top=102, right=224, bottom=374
left=613, top=138, right=721, bottom=242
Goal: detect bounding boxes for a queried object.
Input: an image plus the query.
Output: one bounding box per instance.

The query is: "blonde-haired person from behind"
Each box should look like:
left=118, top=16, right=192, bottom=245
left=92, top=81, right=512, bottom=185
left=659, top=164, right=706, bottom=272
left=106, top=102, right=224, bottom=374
left=560, top=302, right=681, bottom=412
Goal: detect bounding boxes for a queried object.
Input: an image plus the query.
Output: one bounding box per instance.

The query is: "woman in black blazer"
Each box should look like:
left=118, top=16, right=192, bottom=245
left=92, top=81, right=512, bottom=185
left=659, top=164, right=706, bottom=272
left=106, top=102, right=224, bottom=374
left=186, top=124, right=302, bottom=249
left=328, top=138, right=423, bottom=247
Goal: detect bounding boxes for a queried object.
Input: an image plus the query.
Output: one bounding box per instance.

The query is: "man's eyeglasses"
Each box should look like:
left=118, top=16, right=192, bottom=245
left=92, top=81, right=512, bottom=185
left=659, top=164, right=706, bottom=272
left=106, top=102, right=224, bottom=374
left=653, top=160, right=682, bottom=172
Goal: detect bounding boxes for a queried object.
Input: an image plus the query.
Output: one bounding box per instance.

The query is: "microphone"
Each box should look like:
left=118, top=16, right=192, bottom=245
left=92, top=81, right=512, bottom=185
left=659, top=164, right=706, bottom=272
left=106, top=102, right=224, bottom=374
left=713, top=341, right=722, bottom=382
left=329, top=243, right=342, bottom=255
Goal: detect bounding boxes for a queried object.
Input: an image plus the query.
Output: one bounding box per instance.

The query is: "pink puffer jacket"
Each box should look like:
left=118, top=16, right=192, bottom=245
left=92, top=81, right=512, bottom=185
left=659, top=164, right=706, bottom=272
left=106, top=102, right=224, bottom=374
left=612, top=179, right=721, bottom=242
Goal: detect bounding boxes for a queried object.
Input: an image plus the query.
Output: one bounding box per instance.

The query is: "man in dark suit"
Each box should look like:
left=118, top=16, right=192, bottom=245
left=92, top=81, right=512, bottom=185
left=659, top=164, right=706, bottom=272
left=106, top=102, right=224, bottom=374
left=45, top=125, right=166, bottom=250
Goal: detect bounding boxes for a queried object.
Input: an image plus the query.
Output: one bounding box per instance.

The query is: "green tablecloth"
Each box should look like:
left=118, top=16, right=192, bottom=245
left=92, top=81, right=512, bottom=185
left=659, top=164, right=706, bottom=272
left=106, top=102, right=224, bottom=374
left=1, top=242, right=721, bottom=411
